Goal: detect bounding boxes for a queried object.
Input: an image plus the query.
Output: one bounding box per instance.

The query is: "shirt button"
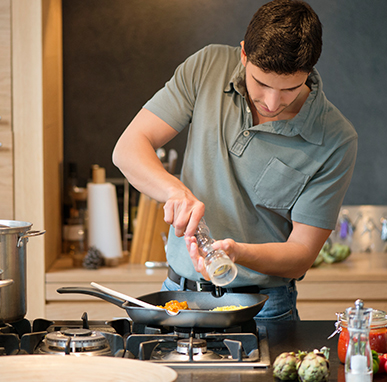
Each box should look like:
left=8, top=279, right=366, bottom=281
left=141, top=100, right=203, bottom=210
left=243, top=130, right=250, bottom=137
left=246, top=106, right=251, bottom=113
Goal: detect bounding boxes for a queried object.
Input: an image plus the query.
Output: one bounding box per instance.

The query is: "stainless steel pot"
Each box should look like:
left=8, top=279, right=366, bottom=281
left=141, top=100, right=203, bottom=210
left=0, top=220, right=45, bottom=323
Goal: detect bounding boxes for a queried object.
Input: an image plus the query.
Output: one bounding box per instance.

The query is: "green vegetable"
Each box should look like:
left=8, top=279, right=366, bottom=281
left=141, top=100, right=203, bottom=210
left=313, top=241, right=351, bottom=267
left=273, top=352, right=299, bottom=380
left=330, top=243, right=351, bottom=262
left=297, top=349, right=330, bottom=382
left=273, top=348, right=330, bottom=381
left=372, top=350, right=380, bottom=374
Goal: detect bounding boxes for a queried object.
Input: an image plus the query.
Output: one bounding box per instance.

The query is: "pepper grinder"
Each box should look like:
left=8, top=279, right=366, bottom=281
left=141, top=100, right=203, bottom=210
left=194, top=219, right=237, bottom=286
left=345, top=299, right=373, bottom=382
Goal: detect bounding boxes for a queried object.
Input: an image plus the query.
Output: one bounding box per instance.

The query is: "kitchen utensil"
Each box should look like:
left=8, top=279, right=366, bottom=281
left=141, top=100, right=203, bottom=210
left=57, top=287, right=268, bottom=328
left=90, top=282, right=165, bottom=311
left=0, top=220, right=45, bottom=322
left=0, top=355, right=177, bottom=382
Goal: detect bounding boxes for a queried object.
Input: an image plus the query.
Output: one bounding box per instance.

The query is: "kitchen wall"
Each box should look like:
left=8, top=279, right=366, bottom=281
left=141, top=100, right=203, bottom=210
left=62, top=0, right=387, bottom=205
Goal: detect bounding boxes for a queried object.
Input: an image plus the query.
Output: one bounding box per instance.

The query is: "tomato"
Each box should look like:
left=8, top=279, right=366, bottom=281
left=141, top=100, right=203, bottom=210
left=380, top=354, right=387, bottom=373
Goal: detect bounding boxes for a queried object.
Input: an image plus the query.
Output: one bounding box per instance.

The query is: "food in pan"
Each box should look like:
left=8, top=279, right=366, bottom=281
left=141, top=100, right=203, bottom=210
left=157, top=300, right=190, bottom=313
left=157, top=300, right=247, bottom=313
left=211, top=305, right=247, bottom=311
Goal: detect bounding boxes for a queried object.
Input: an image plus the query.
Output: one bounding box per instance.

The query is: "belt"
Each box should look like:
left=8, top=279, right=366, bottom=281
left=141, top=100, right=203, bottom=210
left=167, top=266, right=260, bottom=294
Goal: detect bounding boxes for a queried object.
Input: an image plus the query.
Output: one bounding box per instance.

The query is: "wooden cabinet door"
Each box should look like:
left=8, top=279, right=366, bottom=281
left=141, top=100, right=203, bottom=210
left=0, top=0, right=13, bottom=219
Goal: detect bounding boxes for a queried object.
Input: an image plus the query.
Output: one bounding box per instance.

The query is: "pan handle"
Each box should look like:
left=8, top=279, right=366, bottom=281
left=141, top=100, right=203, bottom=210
left=56, top=286, right=126, bottom=309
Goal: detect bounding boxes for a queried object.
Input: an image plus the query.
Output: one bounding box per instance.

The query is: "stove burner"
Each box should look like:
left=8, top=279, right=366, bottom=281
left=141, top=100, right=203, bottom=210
left=62, top=328, right=93, bottom=337
left=125, top=325, right=271, bottom=367
left=160, top=337, right=222, bottom=362
left=176, top=338, right=207, bottom=355
left=160, top=338, right=222, bottom=362
left=38, top=328, right=111, bottom=356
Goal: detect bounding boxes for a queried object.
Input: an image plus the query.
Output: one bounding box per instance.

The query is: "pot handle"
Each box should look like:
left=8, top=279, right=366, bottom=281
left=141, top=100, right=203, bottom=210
left=17, top=230, right=46, bottom=248
left=0, top=279, right=13, bottom=288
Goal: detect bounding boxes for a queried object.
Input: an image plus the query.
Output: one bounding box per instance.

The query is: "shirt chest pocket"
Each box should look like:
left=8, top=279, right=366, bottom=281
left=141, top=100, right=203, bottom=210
left=254, top=157, right=310, bottom=210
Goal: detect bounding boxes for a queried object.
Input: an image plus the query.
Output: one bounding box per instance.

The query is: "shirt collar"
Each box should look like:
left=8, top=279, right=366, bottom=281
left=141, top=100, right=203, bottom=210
left=226, top=62, right=325, bottom=146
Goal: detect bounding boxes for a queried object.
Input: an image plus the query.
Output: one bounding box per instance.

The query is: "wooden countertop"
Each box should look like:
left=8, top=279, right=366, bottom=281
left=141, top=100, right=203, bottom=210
left=302, top=251, right=387, bottom=281
left=45, top=252, right=387, bottom=320
left=46, top=251, right=387, bottom=283
left=46, top=256, right=168, bottom=283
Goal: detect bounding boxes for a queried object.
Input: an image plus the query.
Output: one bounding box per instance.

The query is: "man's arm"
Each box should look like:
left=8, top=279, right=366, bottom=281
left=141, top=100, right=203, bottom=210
left=185, top=221, right=331, bottom=280
left=112, top=108, right=204, bottom=236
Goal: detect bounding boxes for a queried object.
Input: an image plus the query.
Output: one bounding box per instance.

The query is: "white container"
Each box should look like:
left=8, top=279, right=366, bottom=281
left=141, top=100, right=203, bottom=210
left=87, top=165, right=122, bottom=265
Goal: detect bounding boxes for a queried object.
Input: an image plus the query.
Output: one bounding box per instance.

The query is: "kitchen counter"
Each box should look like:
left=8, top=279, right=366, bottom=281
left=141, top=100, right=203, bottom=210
left=296, top=251, right=387, bottom=319
left=45, top=252, right=387, bottom=320
left=173, top=320, right=386, bottom=382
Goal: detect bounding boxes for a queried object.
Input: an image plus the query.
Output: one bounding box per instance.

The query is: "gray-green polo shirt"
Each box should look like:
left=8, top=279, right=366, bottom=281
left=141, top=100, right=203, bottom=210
left=144, top=44, right=358, bottom=288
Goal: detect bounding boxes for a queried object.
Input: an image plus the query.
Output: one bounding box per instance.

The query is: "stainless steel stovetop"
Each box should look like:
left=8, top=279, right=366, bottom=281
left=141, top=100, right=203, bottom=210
left=0, top=313, right=270, bottom=369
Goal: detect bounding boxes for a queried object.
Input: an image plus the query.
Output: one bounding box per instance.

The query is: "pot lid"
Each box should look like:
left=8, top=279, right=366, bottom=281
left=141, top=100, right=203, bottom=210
left=0, top=355, right=178, bottom=382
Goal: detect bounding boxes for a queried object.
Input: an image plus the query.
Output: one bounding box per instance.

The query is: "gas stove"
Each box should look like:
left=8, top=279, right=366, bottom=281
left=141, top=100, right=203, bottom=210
left=126, top=320, right=270, bottom=368
left=0, top=313, right=130, bottom=357
left=0, top=314, right=270, bottom=369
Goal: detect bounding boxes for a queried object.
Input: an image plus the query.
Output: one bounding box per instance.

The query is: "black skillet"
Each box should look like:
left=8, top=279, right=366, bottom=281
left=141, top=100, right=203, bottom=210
left=57, top=287, right=268, bottom=328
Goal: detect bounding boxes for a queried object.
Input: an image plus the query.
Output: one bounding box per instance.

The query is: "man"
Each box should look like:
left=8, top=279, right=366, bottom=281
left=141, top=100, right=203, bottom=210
left=113, top=0, right=357, bottom=320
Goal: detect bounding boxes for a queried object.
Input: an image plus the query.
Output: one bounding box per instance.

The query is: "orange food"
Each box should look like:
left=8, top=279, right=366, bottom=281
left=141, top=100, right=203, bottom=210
left=157, top=300, right=190, bottom=313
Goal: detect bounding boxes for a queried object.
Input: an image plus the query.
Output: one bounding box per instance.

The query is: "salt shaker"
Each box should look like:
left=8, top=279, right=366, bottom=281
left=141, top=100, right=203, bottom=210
left=194, top=219, right=237, bottom=286
left=345, top=299, right=373, bottom=382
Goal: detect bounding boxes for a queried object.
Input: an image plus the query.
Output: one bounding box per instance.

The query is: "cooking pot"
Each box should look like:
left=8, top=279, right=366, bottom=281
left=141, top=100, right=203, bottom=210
left=0, top=220, right=45, bottom=322
left=57, top=286, right=269, bottom=328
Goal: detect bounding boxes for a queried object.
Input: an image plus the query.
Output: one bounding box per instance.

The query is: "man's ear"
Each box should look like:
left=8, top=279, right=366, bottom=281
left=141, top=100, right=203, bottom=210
left=240, top=41, right=247, bottom=67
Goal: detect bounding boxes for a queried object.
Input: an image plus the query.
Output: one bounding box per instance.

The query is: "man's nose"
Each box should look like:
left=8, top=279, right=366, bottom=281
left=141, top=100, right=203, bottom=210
left=264, top=90, right=281, bottom=112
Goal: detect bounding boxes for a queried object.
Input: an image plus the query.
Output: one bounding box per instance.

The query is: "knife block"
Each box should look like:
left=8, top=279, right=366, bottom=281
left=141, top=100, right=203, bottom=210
left=130, top=193, right=169, bottom=264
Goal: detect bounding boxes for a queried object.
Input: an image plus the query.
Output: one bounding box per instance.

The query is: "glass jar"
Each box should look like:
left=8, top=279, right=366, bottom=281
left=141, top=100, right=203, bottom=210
left=337, top=307, right=387, bottom=363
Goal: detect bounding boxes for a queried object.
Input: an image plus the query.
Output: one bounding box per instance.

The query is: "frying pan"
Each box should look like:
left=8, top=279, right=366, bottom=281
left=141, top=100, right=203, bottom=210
left=57, top=287, right=268, bottom=328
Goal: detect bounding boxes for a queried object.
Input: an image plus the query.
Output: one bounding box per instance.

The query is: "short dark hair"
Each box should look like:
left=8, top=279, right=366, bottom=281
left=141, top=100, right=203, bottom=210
left=244, top=0, right=322, bottom=74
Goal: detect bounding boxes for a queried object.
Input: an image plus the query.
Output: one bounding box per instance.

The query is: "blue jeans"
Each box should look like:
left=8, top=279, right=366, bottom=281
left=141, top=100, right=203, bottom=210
left=161, top=277, right=300, bottom=321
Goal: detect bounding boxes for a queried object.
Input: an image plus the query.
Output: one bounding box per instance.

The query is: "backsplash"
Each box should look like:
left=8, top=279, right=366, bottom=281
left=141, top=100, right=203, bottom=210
left=331, top=205, right=387, bottom=253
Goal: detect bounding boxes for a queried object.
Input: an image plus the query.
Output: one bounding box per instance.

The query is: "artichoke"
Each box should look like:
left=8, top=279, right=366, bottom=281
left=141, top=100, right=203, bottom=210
left=329, top=243, right=351, bottom=262
left=297, top=348, right=330, bottom=382
left=313, top=241, right=351, bottom=267
left=273, top=352, right=299, bottom=380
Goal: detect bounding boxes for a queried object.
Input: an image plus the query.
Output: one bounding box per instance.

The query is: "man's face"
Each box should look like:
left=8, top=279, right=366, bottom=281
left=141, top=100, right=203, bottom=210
left=241, top=44, right=309, bottom=120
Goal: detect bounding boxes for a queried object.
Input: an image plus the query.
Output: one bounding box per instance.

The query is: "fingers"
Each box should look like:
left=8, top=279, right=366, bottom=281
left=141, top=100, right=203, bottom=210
left=185, top=235, right=210, bottom=281
left=163, top=196, right=205, bottom=237
left=211, top=238, right=237, bottom=262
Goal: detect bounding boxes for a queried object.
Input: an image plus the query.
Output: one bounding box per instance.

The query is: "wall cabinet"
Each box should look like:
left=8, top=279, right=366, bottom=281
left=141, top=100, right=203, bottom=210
left=0, top=0, right=63, bottom=320
left=0, top=0, right=13, bottom=219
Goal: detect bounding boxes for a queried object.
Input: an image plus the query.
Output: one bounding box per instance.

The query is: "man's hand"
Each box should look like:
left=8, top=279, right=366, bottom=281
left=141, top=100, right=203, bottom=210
left=184, top=235, right=210, bottom=281
left=163, top=190, right=205, bottom=237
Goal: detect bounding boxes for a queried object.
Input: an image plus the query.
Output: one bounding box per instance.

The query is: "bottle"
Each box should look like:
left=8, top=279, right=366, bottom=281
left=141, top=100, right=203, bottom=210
left=63, top=208, right=87, bottom=267
left=344, top=299, right=373, bottom=382
left=194, top=219, right=237, bottom=286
